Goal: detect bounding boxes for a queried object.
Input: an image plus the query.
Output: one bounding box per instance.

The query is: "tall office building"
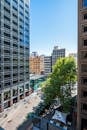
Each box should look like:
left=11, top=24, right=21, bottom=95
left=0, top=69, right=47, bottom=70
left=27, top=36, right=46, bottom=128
left=0, top=0, right=30, bottom=112
left=52, top=46, right=65, bottom=66
left=44, top=56, right=52, bottom=75
left=77, top=0, right=87, bottom=129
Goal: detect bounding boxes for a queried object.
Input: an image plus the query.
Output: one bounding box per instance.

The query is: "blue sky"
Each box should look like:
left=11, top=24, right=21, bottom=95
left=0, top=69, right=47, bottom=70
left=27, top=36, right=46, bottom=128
left=30, top=0, right=77, bottom=55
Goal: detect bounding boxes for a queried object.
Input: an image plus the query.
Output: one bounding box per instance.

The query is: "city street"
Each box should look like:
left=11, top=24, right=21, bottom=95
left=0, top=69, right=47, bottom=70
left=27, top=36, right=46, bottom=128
left=0, top=92, right=42, bottom=130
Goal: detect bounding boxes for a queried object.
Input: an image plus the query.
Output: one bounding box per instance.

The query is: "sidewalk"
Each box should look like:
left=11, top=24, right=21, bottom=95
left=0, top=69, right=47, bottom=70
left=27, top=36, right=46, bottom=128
left=0, top=92, right=42, bottom=130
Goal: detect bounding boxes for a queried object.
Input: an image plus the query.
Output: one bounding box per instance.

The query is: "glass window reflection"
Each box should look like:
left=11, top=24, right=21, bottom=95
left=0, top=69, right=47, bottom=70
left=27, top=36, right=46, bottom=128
left=83, top=0, right=87, bottom=7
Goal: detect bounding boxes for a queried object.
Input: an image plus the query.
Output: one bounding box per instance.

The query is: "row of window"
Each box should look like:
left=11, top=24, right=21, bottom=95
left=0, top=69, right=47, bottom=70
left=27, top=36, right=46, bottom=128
left=81, top=2, right=87, bottom=97
left=4, top=0, right=29, bottom=8
left=4, top=4, right=29, bottom=16
left=3, top=41, right=29, bottom=48
left=4, top=22, right=29, bottom=29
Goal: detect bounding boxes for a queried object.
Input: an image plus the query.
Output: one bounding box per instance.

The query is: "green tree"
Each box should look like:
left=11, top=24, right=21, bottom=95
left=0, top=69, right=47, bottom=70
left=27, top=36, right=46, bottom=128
left=42, top=56, right=77, bottom=112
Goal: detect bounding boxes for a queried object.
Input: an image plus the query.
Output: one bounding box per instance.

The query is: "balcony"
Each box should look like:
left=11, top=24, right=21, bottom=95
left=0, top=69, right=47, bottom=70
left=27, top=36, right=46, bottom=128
left=20, top=69, right=24, bottom=72
left=25, top=75, right=29, bottom=79
left=4, top=82, right=11, bottom=89
left=4, top=77, right=11, bottom=82
left=4, top=11, right=10, bottom=18
left=3, top=71, right=10, bottom=74
left=13, top=78, right=18, bottom=82
left=20, top=49, right=24, bottom=53
left=13, top=54, right=18, bottom=58
left=13, top=69, right=18, bottom=73
left=20, top=72, right=24, bottom=76
left=20, top=55, right=24, bottom=59
left=4, top=44, right=10, bottom=49
left=12, top=9, right=18, bottom=16
left=3, top=27, right=10, bottom=34
left=25, top=78, right=29, bottom=82
left=13, top=72, right=18, bottom=76
left=13, top=47, right=18, bottom=52
left=20, top=76, right=24, bottom=80
left=20, top=53, right=24, bottom=56
left=20, top=78, right=24, bottom=82
left=0, top=77, right=3, bottom=82
left=13, top=39, right=18, bottom=44
left=12, top=17, right=18, bottom=23
left=13, top=76, right=18, bottom=81
left=4, top=19, right=10, bottom=26
left=13, top=63, right=18, bottom=66
left=4, top=37, right=10, bottom=43
left=13, top=44, right=18, bottom=48
left=4, top=1, right=10, bottom=8
left=19, top=80, right=24, bottom=84
left=20, top=63, right=24, bottom=66
left=4, top=54, right=10, bottom=58
left=12, top=32, right=18, bottom=38
left=4, top=62, right=10, bottom=65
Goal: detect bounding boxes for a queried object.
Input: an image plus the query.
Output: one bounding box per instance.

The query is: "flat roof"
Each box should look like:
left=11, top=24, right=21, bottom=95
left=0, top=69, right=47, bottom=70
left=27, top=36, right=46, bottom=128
left=30, top=74, right=45, bottom=80
left=51, top=110, right=67, bottom=125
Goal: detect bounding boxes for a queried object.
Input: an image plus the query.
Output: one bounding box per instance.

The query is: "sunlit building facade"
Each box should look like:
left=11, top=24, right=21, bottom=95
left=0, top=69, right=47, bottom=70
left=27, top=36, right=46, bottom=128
left=77, top=0, right=87, bottom=129
left=44, top=56, right=52, bottom=75
left=30, top=55, right=44, bottom=75
left=52, top=46, right=65, bottom=66
left=0, top=0, right=30, bottom=112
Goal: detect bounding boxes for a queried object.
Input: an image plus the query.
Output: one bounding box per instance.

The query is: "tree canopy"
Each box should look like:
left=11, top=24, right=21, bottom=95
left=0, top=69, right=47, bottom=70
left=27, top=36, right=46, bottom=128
left=42, top=56, right=77, bottom=112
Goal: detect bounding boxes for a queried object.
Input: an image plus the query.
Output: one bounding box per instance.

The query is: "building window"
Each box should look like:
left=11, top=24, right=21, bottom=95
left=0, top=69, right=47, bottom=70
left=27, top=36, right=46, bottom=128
left=83, top=91, right=87, bottom=97
left=4, top=32, right=10, bottom=38
left=81, top=119, right=87, bottom=130
left=13, top=28, right=18, bottom=33
left=20, top=4, right=24, bottom=10
left=4, top=15, right=10, bottom=21
left=81, top=51, right=87, bottom=59
left=13, top=13, right=18, bottom=18
left=25, top=4, right=29, bottom=9
left=82, top=77, right=87, bottom=85
left=81, top=64, right=87, bottom=72
left=5, top=0, right=10, bottom=5
left=83, top=0, right=87, bottom=7
left=82, top=103, right=87, bottom=111
left=25, top=10, right=29, bottom=15
left=84, top=39, right=87, bottom=46
left=13, top=5, right=18, bottom=11
left=13, top=20, right=18, bottom=26
left=20, top=0, right=23, bottom=3
left=13, top=0, right=17, bottom=4
left=4, top=7, right=10, bottom=13
left=84, top=13, right=87, bottom=20
left=84, top=26, right=87, bottom=32
left=4, top=24, right=10, bottom=29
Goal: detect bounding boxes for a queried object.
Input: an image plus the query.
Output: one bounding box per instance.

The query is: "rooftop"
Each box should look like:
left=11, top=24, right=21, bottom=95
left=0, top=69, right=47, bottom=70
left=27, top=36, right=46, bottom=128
left=30, top=74, right=46, bottom=80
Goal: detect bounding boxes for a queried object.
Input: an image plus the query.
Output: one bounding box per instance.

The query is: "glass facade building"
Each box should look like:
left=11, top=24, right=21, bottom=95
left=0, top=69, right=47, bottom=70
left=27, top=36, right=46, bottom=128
left=0, top=0, right=30, bottom=112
